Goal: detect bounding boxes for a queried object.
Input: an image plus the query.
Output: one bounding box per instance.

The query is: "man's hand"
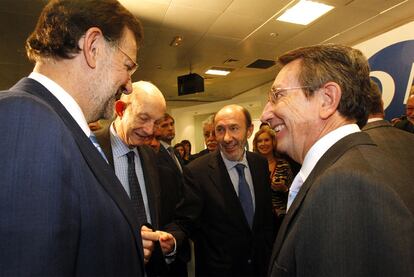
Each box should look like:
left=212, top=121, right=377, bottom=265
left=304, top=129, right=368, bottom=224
left=141, top=225, right=159, bottom=264
left=156, top=231, right=175, bottom=255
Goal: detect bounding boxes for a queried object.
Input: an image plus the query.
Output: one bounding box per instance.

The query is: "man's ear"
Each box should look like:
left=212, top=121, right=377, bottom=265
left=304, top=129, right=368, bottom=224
left=320, top=82, right=341, bottom=119
left=80, top=27, right=105, bottom=69
left=246, top=124, right=254, bottom=139
left=115, top=100, right=127, bottom=117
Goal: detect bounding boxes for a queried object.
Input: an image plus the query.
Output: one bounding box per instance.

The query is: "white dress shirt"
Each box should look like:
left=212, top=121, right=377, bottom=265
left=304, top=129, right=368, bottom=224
left=287, top=124, right=360, bottom=211
left=29, top=72, right=90, bottom=136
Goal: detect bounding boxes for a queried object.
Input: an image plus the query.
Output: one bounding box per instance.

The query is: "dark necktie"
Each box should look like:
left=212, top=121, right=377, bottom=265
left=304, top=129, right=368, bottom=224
left=235, top=163, right=254, bottom=228
left=126, top=151, right=147, bottom=225
left=167, top=146, right=183, bottom=173
left=89, top=133, right=108, bottom=163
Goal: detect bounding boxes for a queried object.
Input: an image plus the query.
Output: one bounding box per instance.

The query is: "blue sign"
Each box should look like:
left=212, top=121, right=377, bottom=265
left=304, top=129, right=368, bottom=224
left=368, top=40, right=414, bottom=120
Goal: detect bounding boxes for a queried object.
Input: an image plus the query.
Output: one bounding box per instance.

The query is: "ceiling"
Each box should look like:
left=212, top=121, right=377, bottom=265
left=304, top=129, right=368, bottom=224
left=1, top=0, right=414, bottom=109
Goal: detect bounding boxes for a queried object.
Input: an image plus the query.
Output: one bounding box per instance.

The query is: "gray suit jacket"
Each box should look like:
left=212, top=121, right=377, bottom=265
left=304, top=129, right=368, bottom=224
left=363, top=119, right=414, bottom=175
left=268, top=132, right=414, bottom=277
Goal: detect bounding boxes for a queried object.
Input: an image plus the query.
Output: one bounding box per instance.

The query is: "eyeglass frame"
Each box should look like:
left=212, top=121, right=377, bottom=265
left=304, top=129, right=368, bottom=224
left=104, top=35, right=139, bottom=76
left=268, top=86, right=311, bottom=104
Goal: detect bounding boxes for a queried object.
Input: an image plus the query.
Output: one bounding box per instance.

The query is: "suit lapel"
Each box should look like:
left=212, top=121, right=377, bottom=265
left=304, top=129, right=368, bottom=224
left=246, top=152, right=265, bottom=230
left=12, top=78, right=144, bottom=259
left=138, top=146, right=161, bottom=228
left=94, top=123, right=114, bottom=166
left=269, top=132, right=375, bottom=269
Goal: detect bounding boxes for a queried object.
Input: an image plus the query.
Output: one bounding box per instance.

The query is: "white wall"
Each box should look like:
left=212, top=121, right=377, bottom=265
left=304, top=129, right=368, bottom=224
left=170, top=81, right=272, bottom=153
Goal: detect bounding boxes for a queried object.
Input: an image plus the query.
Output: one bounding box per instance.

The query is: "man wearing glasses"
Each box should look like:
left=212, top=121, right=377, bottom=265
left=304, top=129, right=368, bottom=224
left=261, top=44, right=414, bottom=276
left=0, top=0, right=150, bottom=275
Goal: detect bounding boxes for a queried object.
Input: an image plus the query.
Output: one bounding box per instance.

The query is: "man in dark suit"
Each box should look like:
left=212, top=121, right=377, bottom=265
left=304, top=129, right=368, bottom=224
left=0, top=1, right=152, bottom=276
left=362, top=80, right=414, bottom=171
left=95, top=81, right=188, bottom=276
left=166, top=104, right=276, bottom=276
left=155, top=113, right=184, bottom=177
left=189, top=114, right=218, bottom=161
left=261, top=44, right=414, bottom=276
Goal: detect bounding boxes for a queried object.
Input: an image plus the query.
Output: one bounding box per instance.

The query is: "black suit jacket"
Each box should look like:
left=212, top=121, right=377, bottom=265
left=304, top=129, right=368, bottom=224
left=167, top=150, right=276, bottom=276
left=363, top=119, right=414, bottom=175
left=189, top=148, right=209, bottom=162
left=157, top=144, right=184, bottom=179
left=269, top=132, right=414, bottom=277
left=95, top=124, right=188, bottom=276
left=0, top=78, right=144, bottom=276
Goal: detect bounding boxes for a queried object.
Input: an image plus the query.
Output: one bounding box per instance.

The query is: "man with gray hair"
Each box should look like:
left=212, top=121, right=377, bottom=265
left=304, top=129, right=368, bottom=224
left=190, top=114, right=218, bottom=161
left=261, top=44, right=414, bottom=276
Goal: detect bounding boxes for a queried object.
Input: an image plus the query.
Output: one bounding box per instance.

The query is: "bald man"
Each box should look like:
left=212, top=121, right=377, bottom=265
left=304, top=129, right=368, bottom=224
left=166, top=105, right=275, bottom=276
left=95, top=81, right=177, bottom=276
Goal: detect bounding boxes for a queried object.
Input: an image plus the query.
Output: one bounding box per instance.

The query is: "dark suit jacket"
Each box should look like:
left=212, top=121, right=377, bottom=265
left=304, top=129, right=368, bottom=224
left=0, top=78, right=144, bottom=276
left=363, top=119, right=414, bottom=174
left=189, top=148, right=209, bottom=162
left=157, top=144, right=184, bottom=179
left=95, top=125, right=187, bottom=276
left=167, top=150, right=276, bottom=277
left=268, top=132, right=414, bottom=277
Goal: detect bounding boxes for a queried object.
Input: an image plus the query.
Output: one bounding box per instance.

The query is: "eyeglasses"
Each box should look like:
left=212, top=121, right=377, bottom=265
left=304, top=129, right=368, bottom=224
left=104, top=35, right=139, bottom=76
left=268, top=86, right=310, bottom=104
left=116, top=45, right=139, bottom=76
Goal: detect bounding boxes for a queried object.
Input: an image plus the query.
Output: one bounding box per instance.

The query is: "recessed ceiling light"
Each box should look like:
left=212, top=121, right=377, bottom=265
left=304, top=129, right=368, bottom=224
left=205, top=67, right=233, bottom=76
left=276, top=0, right=334, bottom=25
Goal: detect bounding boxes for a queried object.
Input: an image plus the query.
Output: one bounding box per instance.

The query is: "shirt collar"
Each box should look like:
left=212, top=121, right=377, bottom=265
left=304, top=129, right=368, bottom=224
left=220, top=150, right=249, bottom=171
left=300, top=124, right=360, bottom=182
left=29, top=72, right=91, bottom=137
left=110, top=123, right=137, bottom=158
left=160, top=140, right=170, bottom=150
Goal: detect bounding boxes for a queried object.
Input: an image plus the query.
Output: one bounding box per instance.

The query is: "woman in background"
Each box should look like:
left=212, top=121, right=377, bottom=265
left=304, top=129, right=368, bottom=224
left=253, top=128, right=293, bottom=223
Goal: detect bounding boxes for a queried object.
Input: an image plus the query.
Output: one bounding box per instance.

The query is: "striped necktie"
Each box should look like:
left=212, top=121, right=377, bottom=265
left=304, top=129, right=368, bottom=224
left=89, top=133, right=109, bottom=163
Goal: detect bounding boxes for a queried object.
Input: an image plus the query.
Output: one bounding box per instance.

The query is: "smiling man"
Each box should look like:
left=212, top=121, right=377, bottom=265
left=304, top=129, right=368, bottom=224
left=0, top=1, right=148, bottom=275
left=94, top=81, right=181, bottom=275
left=166, top=104, right=275, bottom=277
left=261, top=44, right=414, bottom=276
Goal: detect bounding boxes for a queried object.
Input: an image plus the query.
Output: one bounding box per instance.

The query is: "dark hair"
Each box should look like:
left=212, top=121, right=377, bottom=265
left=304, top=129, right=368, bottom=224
left=278, top=44, right=371, bottom=127
left=162, top=113, right=174, bottom=123
left=367, top=79, right=384, bottom=116
left=180, top=139, right=191, bottom=152
left=26, top=0, right=143, bottom=61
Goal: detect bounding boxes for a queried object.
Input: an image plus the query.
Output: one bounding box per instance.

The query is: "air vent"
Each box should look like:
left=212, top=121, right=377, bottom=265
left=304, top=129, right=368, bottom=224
left=246, top=59, right=275, bottom=69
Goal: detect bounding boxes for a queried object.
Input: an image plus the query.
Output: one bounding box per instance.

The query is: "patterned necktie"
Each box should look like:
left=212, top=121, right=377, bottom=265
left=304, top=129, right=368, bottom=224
left=235, top=163, right=254, bottom=228
left=287, top=173, right=304, bottom=211
left=89, top=133, right=108, bottom=163
left=126, top=151, right=148, bottom=225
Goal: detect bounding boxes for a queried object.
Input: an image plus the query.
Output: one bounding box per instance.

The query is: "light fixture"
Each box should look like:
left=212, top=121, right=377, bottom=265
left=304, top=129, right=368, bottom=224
left=276, top=0, right=334, bottom=25
left=170, top=36, right=183, bottom=47
left=205, top=67, right=233, bottom=76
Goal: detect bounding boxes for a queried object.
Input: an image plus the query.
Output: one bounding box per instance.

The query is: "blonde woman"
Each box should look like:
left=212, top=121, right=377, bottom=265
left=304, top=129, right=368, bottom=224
left=253, top=128, right=293, bottom=219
